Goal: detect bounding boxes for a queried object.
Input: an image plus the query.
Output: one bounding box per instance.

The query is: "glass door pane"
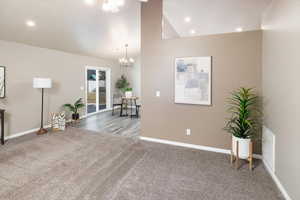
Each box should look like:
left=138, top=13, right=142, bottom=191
left=87, top=69, right=97, bottom=114
left=98, top=70, right=107, bottom=111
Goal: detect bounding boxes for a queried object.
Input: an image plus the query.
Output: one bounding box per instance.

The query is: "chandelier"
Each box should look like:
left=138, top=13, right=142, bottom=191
left=84, top=0, right=148, bottom=13
left=102, top=0, right=125, bottom=13
left=119, top=44, right=135, bottom=67
left=102, top=0, right=148, bottom=13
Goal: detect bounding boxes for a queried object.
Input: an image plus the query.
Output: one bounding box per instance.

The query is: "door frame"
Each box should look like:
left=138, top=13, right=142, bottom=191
left=85, top=66, right=111, bottom=116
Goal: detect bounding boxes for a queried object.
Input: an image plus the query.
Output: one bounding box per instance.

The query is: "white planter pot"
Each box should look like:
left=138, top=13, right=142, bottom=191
left=232, top=136, right=251, bottom=159
left=125, top=91, right=133, bottom=98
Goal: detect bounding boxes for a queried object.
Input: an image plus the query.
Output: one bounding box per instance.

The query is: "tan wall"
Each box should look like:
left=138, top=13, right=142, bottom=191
left=127, top=56, right=141, bottom=99
left=141, top=0, right=262, bottom=151
left=0, top=40, right=120, bottom=137
left=262, top=0, right=300, bottom=199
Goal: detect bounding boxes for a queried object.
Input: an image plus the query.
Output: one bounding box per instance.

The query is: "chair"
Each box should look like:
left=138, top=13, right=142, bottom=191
left=133, top=99, right=141, bottom=118
left=135, top=104, right=141, bottom=118
left=112, top=93, right=123, bottom=116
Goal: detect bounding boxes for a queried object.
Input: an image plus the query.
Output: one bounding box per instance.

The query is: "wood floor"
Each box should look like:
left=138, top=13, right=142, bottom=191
left=75, top=109, right=140, bottom=137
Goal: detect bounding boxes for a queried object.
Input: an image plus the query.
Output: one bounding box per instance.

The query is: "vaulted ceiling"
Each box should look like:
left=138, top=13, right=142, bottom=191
left=0, top=0, right=272, bottom=60
left=0, top=0, right=141, bottom=60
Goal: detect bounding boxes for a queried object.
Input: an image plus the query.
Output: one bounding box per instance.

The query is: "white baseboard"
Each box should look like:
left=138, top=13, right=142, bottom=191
left=5, top=108, right=117, bottom=141
left=5, top=124, right=52, bottom=140
left=4, top=110, right=106, bottom=141
left=140, top=136, right=230, bottom=154
left=140, top=136, right=262, bottom=159
left=262, top=159, right=292, bottom=200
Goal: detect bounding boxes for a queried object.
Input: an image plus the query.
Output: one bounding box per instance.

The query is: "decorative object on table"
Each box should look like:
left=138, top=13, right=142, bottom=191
left=50, top=112, right=66, bottom=132
left=175, top=57, right=212, bottom=105
left=0, top=66, right=5, bottom=98
left=224, top=87, right=259, bottom=170
left=125, top=88, right=133, bottom=98
left=63, top=98, right=85, bottom=121
left=33, top=78, right=52, bottom=135
left=115, top=75, right=130, bottom=93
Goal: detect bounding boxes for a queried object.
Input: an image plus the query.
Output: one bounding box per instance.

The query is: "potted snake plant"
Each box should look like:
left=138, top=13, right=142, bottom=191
left=63, top=98, right=85, bottom=120
left=225, top=87, right=258, bottom=159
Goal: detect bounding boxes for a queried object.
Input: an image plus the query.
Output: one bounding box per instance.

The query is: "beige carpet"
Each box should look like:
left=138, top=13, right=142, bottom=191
left=0, top=128, right=283, bottom=200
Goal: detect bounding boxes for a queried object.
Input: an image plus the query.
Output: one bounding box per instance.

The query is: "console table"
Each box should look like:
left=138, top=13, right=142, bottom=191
left=0, top=109, right=4, bottom=145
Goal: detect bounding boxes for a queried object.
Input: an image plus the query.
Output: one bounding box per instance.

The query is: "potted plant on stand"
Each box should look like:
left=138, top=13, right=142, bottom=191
left=63, top=98, right=85, bottom=121
left=225, top=87, right=259, bottom=169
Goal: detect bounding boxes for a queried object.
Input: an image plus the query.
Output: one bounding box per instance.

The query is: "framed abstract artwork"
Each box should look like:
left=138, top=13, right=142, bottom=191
left=175, top=57, right=212, bottom=105
left=0, top=66, right=5, bottom=98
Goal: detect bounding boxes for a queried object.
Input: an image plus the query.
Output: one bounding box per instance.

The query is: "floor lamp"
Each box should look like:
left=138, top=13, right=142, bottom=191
left=33, top=78, right=52, bottom=135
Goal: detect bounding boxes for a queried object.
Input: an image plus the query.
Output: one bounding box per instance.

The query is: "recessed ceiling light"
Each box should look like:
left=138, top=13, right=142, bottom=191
left=236, top=27, right=243, bottom=32
left=190, top=29, right=196, bottom=34
left=184, top=17, right=191, bottom=23
left=85, top=0, right=96, bottom=6
left=26, top=20, right=36, bottom=27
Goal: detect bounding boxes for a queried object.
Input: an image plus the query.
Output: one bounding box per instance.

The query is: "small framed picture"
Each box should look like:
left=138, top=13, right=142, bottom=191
left=175, top=57, right=212, bottom=105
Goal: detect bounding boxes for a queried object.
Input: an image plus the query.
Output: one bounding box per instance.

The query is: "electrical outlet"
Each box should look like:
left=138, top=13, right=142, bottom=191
left=186, top=129, right=191, bottom=136
left=156, top=91, right=160, bottom=97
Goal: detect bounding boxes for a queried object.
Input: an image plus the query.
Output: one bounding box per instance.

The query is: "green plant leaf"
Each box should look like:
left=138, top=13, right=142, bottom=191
left=115, top=75, right=130, bottom=92
left=63, top=98, right=85, bottom=114
left=224, top=87, right=260, bottom=139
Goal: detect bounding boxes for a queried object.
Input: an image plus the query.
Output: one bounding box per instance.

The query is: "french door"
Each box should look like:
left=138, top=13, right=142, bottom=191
left=85, top=66, right=111, bottom=115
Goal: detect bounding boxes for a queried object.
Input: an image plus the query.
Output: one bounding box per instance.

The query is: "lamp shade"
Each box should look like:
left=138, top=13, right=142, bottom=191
left=33, top=78, right=52, bottom=89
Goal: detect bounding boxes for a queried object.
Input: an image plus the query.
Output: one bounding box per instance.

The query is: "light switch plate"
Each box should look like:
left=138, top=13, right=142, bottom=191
left=186, top=129, right=191, bottom=136
left=156, top=91, right=160, bottom=97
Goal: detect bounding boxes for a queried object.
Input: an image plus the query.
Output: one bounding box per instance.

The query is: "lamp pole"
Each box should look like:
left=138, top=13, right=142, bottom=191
left=37, top=88, right=47, bottom=135
left=40, top=88, right=44, bottom=129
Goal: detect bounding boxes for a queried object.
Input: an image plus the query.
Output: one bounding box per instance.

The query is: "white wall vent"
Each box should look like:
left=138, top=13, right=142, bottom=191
left=262, top=126, right=276, bottom=173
